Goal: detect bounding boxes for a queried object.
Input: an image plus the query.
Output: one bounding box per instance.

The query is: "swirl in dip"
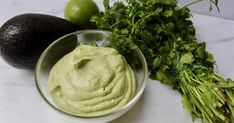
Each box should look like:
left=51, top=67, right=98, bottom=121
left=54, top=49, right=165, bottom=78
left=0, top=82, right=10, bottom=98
left=48, top=45, right=136, bottom=117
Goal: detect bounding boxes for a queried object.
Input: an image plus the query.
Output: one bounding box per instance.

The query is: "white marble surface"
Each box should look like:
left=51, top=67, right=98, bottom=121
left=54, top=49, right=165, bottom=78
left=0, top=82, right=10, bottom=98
left=1, top=0, right=234, bottom=123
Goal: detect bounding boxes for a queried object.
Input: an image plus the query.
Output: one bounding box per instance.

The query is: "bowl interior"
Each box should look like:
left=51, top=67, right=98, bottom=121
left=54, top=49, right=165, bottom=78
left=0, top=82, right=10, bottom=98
left=35, top=30, right=148, bottom=118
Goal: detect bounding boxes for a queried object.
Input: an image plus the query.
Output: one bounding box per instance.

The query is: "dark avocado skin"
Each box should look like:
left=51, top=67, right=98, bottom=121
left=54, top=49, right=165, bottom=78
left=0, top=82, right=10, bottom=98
left=0, top=13, right=77, bottom=70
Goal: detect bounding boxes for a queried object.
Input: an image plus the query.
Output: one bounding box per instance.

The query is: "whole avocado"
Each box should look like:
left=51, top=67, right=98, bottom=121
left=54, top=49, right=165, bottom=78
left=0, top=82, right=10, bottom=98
left=0, top=13, right=76, bottom=70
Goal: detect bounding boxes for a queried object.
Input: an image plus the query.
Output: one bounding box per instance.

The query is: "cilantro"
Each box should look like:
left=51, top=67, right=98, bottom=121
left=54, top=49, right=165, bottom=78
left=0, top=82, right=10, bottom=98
left=92, top=0, right=234, bottom=122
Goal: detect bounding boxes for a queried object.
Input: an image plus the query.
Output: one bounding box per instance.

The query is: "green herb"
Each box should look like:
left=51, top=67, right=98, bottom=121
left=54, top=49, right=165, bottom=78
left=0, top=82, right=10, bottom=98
left=92, top=0, right=234, bottom=122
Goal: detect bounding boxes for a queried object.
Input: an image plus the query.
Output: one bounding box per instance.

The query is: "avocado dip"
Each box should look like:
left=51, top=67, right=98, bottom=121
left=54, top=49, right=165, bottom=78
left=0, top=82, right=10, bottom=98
left=48, top=45, right=136, bottom=117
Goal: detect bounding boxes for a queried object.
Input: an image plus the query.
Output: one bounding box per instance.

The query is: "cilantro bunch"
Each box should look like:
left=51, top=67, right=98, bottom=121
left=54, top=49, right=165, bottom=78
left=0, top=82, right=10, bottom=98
left=92, top=0, right=234, bottom=122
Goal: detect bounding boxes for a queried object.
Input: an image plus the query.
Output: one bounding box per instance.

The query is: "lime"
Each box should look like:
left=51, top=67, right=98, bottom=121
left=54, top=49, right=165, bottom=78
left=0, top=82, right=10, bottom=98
left=64, top=0, right=99, bottom=29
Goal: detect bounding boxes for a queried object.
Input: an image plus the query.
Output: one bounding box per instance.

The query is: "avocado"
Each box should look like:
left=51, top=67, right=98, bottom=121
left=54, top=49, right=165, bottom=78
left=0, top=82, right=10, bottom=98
left=0, top=13, right=77, bottom=70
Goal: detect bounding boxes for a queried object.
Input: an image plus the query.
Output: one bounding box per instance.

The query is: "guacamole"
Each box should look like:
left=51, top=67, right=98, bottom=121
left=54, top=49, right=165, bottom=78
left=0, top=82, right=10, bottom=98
left=48, top=45, right=136, bottom=117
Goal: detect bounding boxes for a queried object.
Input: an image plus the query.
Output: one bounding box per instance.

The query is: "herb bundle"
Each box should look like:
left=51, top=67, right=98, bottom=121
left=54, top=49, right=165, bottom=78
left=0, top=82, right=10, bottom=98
left=92, top=0, right=234, bottom=122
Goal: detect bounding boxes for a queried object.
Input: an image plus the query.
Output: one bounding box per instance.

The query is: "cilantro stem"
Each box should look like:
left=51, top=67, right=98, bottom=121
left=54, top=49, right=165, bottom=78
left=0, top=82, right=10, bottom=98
left=181, top=0, right=220, bottom=12
left=179, top=68, right=227, bottom=122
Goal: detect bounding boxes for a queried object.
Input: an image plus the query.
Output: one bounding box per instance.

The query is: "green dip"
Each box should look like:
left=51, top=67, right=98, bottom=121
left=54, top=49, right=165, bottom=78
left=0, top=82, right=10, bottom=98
left=48, top=45, right=136, bottom=117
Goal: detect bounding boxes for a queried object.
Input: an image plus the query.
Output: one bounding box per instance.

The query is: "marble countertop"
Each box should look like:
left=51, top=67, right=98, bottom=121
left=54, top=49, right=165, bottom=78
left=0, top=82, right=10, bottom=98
left=1, top=0, right=234, bottom=123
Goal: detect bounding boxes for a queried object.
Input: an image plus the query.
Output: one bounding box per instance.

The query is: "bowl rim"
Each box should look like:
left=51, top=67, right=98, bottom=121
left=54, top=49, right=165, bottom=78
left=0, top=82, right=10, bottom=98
left=35, top=29, right=148, bottom=118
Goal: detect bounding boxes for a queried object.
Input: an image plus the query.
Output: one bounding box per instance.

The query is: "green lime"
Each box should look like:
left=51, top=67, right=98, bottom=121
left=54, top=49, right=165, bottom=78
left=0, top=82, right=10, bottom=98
left=64, top=0, right=99, bottom=29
